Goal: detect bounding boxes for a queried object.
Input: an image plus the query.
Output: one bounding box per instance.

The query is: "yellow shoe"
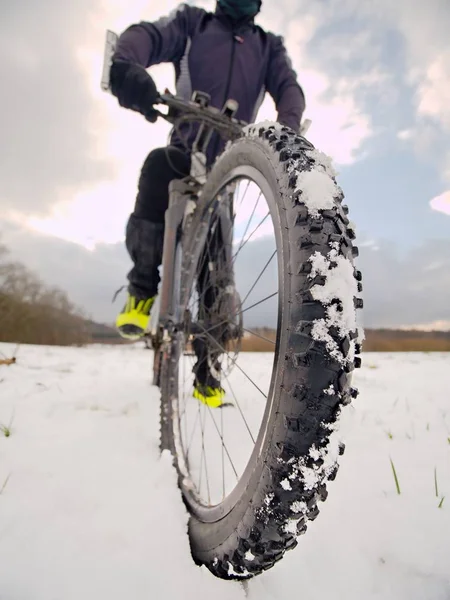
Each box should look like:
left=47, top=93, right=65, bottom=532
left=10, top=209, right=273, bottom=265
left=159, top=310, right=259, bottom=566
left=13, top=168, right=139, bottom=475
left=116, top=294, right=155, bottom=340
left=193, top=384, right=226, bottom=408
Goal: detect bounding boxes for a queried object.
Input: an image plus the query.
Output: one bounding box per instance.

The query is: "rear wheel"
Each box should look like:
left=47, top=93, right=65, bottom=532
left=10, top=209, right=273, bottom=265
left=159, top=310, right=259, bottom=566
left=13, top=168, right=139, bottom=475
left=160, top=124, right=363, bottom=579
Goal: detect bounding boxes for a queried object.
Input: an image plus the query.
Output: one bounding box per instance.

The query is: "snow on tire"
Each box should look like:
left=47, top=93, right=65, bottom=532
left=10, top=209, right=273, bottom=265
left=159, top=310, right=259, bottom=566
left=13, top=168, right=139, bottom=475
left=161, top=123, right=363, bottom=579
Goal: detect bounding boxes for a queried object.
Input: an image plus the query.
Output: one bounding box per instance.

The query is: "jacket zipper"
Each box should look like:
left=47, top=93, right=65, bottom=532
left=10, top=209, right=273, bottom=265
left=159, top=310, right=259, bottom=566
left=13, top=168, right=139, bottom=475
left=211, top=32, right=239, bottom=160
left=223, top=32, right=238, bottom=107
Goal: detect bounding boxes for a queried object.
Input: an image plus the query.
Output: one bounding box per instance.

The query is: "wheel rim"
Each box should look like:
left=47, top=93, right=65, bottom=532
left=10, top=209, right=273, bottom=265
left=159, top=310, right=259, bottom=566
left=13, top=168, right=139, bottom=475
left=173, top=165, right=285, bottom=522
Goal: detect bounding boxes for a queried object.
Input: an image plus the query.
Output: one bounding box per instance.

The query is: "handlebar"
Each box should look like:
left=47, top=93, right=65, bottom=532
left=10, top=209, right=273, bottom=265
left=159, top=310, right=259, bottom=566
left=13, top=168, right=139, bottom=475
left=154, top=91, right=246, bottom=142
left=101, top=31, right=245, bottom=145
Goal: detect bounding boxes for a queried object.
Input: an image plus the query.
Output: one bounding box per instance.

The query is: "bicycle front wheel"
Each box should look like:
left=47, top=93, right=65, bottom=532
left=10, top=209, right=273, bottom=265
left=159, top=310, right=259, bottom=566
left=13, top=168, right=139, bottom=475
left=160, top=123, right=363, bottom=579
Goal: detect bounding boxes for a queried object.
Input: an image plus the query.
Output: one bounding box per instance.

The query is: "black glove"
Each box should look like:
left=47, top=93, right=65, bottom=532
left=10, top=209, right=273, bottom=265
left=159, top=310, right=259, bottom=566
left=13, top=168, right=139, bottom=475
left=110, top=60, right=159, bottom=122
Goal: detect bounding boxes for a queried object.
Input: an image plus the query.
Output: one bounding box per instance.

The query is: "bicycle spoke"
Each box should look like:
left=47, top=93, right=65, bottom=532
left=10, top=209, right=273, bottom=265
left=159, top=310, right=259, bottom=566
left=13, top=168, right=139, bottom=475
left=206, top=405, right=239, bottom=481
left=236, top=179, right=251, bottom=211
left=182, top=341, right=239, bottom=488
left=187, top=248, right=209, bottom=314
left=219, top=179, right=254, bottom=253
left=239, top=291, right=278, bottom=318
left=198, top=291, right=279, bottom=337
left=241, top=249, right=277, bottom=308
left=187, top=223, right=223, bottom=317
left=241, top=327, right=276, bottom=345
left=198, top=407, right=204, bottom=492
left=198, top=403, right=211, bottom=505
left=183, top=354, right=188, bottom=445
left=195, top=322, right=267, bottom=399
left=232, top=211, right=270, bottom=263
left=179, top=352, right=194, bottom=421
left=186, top=406, right=201, bottom=455
left=223, top=370, right=255, bottom=444
left=221, top=407, right=225, bottom=501
left=234, top=191, right=262, bottom=256
left=187, top=321, right=257, bottom=446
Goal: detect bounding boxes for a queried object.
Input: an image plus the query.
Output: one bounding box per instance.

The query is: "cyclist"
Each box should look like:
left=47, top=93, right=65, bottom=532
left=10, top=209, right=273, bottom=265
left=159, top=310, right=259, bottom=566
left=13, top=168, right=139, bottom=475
left=110, top=0, right=305, bottom=404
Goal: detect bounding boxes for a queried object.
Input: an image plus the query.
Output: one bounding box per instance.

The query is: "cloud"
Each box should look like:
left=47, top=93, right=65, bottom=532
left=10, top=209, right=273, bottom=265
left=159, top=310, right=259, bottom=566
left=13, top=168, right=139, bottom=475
left=0, top=0, right=181, bottom=244
left=417, top=52, right=450, bottom=129
left=257, top=9, right=376, bottom=165
left=397, top=129, right=413, bottom=141
left=0, top=0, right=115, bottom=217
left=403, top=320, right=450, bottom=332
left=339, top=0, right=449, bottom=70
left=357, top=237, right=450, bottom=329
left=5, top=0, right=380, bottom=250
left=2, top=0, right=449, bottom=314
left=2, top=219, right=450, bottom=330
left=359, top=240, right=380, bottom=251
left=430, top=191, right=450, bottom=217
left=325, top=0, right=450, bottom=182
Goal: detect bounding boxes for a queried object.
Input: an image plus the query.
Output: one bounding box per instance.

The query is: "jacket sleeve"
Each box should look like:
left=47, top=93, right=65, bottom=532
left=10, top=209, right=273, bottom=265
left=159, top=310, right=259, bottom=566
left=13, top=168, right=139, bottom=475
left=265, top=35, right=306, bottom=132
left=113, top=4, right=201, bottom=67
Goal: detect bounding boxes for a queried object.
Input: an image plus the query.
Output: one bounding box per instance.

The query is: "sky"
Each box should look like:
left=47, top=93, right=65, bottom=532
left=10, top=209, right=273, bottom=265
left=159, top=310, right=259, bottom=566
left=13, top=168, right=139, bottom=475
left=0, top=0, right=449, bottom=328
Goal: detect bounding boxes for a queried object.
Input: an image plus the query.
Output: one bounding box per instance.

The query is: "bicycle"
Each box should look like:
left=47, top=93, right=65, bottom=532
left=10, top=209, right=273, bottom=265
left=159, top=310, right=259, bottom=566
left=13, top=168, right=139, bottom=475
left=102, top=31, right=363, bottom=580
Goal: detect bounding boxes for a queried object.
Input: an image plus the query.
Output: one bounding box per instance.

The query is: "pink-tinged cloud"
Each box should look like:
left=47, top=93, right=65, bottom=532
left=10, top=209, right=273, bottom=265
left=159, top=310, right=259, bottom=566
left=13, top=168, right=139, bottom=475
left=430, top=191, right=450, bottom=216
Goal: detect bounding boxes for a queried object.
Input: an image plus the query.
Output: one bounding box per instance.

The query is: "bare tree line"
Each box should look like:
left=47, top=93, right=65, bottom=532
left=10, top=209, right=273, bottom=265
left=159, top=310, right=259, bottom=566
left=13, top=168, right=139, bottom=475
left=0, top=240, right=90, bottom=346
left=241, top=327, right=450, bottom=352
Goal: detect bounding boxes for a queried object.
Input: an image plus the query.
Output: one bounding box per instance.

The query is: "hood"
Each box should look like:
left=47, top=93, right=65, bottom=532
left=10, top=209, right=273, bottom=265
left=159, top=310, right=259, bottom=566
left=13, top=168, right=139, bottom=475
left=215, top=0, right=261, bottom=27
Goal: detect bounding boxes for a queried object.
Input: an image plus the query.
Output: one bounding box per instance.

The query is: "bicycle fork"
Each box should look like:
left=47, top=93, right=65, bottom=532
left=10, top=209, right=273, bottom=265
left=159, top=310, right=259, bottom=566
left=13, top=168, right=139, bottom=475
left=157, top=178, right=200, bottom=334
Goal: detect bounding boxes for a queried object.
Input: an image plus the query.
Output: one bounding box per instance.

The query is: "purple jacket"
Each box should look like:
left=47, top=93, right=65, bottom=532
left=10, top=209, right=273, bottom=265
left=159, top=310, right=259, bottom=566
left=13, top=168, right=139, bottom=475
left=114, top=3, right=305, bottom=160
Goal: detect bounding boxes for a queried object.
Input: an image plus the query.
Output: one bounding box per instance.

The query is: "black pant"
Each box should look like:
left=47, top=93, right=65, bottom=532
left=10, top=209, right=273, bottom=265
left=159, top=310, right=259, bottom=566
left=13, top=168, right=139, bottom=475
left=126, top=147, right=191, bottom=298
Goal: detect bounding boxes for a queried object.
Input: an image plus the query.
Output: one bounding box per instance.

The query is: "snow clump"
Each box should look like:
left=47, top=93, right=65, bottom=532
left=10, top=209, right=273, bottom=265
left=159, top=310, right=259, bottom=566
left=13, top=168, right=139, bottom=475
left=308, top=245, right=358, bottom=366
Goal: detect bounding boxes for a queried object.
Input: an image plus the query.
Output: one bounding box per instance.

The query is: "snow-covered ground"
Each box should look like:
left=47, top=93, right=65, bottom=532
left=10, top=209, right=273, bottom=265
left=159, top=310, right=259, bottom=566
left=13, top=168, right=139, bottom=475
left=0, top=343, right=449, bottom=599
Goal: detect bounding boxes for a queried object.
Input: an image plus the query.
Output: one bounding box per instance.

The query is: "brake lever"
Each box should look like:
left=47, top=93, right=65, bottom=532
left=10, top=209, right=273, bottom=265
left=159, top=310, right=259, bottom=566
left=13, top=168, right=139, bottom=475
left=154, top=90, right=180, bottom=124
left=153, top=108, right=174, bottom=124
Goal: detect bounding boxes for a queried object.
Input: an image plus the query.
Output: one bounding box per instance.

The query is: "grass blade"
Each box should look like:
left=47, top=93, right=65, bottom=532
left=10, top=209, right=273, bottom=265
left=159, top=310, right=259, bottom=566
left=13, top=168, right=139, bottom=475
left=0, top=424, right=11, bottom=438
left=434, top=467, right=439, bottom=498
left=0, top=473, right=11, bottom=495
left=390, top=458, right=401, bottom=495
